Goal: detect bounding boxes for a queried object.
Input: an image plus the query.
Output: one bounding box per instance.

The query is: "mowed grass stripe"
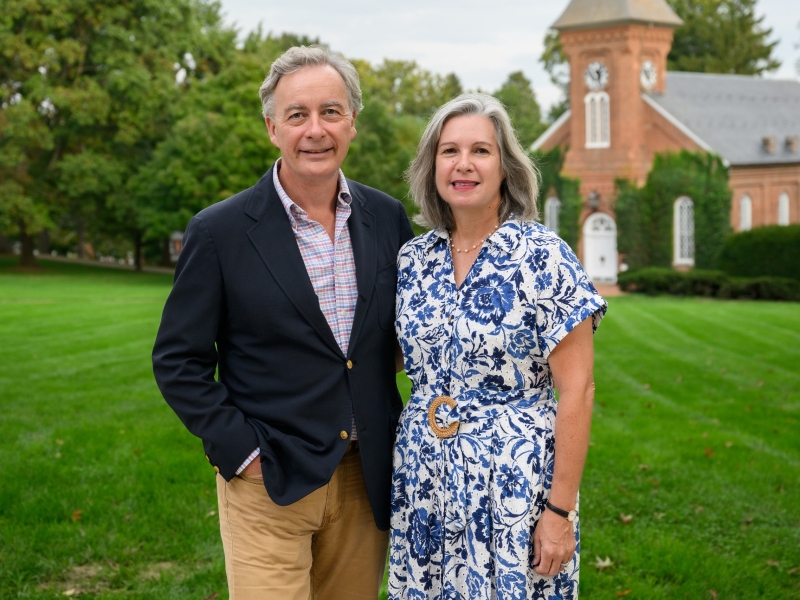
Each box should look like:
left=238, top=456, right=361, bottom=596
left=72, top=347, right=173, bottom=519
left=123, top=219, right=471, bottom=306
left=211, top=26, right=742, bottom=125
left=1, top=260, right=798, bottom=599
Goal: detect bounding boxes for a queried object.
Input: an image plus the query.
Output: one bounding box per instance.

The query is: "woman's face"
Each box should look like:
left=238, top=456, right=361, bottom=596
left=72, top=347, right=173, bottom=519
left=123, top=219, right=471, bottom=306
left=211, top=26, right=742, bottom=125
left=435, top=114, right=504, bottom=219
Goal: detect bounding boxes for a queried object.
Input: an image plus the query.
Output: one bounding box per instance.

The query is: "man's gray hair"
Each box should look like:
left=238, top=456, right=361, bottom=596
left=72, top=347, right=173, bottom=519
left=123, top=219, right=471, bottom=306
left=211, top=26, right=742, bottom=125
left=259, top=46, right=364, bottom=118
left=408, top=93, right=540, bottom=230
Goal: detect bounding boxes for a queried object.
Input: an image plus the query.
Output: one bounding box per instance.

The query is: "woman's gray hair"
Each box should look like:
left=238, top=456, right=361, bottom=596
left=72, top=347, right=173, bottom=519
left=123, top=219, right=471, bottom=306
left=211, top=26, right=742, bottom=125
left=408, top=92, right=540, bottom=230
left=259, top=46, right=363, bottom=118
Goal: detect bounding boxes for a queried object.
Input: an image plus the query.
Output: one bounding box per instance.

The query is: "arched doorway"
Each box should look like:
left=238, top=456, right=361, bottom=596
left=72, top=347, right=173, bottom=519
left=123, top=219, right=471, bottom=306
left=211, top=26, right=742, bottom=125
left=582, top=212, right=618, bottom=284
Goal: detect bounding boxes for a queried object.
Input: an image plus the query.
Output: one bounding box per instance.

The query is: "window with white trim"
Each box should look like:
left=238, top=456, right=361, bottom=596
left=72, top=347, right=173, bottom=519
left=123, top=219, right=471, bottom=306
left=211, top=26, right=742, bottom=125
left=778, top=192, right=790, bottom=226
left=673, top=196, right=694, bottom=266
left=544, top=197, right=561, bottom=233
left=584, top=92, right=610, bottom=148
left=739, top=195, right=752, bottom=231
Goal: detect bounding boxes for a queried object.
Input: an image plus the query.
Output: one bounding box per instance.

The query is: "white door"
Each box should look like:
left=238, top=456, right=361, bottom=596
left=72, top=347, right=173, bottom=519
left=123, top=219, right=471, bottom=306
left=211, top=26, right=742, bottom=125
left=582, top=212, right=618, bottom=284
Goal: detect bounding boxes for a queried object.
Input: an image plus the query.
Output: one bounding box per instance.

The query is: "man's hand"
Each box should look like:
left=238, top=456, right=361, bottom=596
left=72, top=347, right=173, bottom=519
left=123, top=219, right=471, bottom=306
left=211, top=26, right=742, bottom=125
left=241, top=458, right=263, bottom=479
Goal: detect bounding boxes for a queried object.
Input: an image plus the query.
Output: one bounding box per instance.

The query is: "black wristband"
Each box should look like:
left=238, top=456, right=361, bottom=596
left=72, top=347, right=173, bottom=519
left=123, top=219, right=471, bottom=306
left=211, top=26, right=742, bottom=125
left=545, top=501, right=571, bottom=518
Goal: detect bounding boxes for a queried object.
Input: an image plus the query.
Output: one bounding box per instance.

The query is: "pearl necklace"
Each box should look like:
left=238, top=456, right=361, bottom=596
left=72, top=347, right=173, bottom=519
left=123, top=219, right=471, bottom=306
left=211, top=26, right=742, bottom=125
left=449, top=223, right=500, bottom=254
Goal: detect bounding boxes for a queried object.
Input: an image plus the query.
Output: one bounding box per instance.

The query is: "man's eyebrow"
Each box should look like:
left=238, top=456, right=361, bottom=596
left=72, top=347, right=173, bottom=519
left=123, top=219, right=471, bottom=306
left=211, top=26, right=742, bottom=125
left=320, top=101, right=347, bottom=110
left=283, top=103, right=307, bottom=114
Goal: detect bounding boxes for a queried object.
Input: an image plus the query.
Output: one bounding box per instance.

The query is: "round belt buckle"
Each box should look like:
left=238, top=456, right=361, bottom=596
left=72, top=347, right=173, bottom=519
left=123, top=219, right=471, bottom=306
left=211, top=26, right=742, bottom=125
left=427, top=395, right=459, bottom=439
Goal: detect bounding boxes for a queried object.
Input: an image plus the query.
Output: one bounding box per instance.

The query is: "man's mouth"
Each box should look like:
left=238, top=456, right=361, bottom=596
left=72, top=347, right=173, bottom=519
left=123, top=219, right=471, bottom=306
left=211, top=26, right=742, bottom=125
left=302, top=148, right=333, bottom=155
left=452, top=180, right=478, bottom=188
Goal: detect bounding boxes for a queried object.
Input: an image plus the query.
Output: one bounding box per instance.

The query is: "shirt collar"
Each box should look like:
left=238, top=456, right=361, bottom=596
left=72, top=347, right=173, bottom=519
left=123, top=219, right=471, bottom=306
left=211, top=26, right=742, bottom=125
left=425, top=215, right=525, bottom=255
left=272, top=158, right=352, bottom=224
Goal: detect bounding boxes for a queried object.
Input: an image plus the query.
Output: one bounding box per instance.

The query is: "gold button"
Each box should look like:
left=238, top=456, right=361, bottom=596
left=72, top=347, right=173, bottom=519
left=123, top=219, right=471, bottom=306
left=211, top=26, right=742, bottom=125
left=346, top=360, right=353, bottom=369
left=213, top=466, right=220, bottom=473
left=340, top=430, right=349, bottom=440
left=205, top=455, right=211, bottom=462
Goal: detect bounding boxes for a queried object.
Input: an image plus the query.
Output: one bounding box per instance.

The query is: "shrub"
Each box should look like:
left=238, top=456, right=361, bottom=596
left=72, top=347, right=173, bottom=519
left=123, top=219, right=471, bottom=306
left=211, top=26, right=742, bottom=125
left=532, top=146, right=582, bottom=251
left=618, top=267, right=800, bottom=301
left=716, top=225, right=800, bottom=281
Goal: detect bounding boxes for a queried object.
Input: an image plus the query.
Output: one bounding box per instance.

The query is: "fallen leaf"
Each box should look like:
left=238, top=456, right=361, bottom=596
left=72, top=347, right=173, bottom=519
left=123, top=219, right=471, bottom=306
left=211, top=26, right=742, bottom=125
left=767, top=559, right=781, bottom=568
left=744, top=406, right=751, bottom=412
left=644, top=402, right=653, bottom=409
left=619, top=513, right=633, bottom=524
left=787, top=566, right=798, bottom=575
left=676, top=375, right=682, bottom=382
left=702, top=431, right=709, bottom=438
left=638, top=464, right=650, bottom=471
left=757, top=380, right=763, bottom=387
left=648, top=478, right=660, bottom=487
left=133, top=448, right=142, bottom=455
left=123, top=514, right=132, bottom=521
left=206, top=510, right=216, bottom=518
left=56, top=439, right=64, bottom=445
left=743, top=517, right=754, bottom=525
left=725, top=441, right=733, bottom=448
left=71, top=510, right=82, bottom=522
left=710, top=591, right=718, bottom=599
left=203, top=593, right=219, bottom=600
left=63, top=590, right=78, bottom=597
left=696, top=506, right=705, bottom=514
left=654, top=512, right=666, bottom=519
left=55, top=451, right=61, bottom=459
left=594, top=556, right=614, bottom=571
left=704, top=447, right=715, bottom=457
left=642, top=383, right=651, bottom=390
left=616, top=590, right=632, bottom=597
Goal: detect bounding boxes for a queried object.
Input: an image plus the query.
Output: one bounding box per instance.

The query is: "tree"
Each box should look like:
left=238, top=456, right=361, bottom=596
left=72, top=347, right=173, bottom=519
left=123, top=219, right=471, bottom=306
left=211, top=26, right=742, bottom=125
left=492, top=71, right=546, bottom=149
left=538, top=30, right=570, bottom=123
left=0, top=0, right=233, bottom=267
left=667, top=0, right=780, bottom=74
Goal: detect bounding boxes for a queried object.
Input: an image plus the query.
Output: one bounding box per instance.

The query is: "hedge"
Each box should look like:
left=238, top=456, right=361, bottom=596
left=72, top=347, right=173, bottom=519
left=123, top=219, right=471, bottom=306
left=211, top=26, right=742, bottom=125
left=716, top=225, right=800, bottom=281
left=617, top=267, right=800, bottom=301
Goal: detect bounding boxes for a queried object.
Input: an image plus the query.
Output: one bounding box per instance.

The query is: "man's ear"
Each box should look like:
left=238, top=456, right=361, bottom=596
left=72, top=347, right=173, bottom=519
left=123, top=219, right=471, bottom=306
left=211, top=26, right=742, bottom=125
left=265, top=116, right=279, bottom=146
left=350, top=111, right=358, bottom=140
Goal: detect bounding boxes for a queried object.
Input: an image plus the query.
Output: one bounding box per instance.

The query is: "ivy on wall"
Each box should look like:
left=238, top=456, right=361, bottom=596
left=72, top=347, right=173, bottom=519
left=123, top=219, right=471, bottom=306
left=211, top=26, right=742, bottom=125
left=616, top=151, right=731, bottom=269
left=531, top=146, right=582, bottom=251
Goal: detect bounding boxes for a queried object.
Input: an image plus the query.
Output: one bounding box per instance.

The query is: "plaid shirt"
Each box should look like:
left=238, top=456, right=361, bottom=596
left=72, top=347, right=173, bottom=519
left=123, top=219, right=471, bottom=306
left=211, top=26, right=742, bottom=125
left=237, top=160, right=358, bottom=474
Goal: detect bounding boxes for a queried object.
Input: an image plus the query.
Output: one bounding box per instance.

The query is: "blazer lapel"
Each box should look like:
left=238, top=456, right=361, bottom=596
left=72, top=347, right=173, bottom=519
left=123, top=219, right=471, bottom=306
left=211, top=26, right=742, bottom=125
left=245, top=168, right=342, bottom=358
left=346, top=183, right=377, bottom=355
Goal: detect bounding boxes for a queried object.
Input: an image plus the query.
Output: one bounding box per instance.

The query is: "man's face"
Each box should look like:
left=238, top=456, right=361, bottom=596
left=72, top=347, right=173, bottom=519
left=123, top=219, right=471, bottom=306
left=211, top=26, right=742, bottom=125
left=265, top=65, right=357, bottom=186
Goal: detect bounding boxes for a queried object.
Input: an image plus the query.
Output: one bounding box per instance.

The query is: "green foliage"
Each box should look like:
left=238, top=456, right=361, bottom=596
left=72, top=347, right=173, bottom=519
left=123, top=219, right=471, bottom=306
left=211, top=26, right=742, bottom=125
left=618, top=266, right=800, bottom=300
left=532, top=146, right=581, bottom=249
left=0, top=0, right=235, bottom=265
left=615, top=151, right=731, bottom=269
left=492, top=71, right=545, bottom=149
left=667, top=0, right=781, bottom=74
left=538, top=30, right=570, bottom=123
left=716, top=225, right=800, bottom=280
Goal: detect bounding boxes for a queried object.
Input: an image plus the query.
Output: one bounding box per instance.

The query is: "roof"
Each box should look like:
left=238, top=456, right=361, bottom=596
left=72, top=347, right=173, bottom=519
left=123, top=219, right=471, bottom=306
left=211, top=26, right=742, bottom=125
left=645, top=72, right=800, bottom=166
left=552, top=0, right=683, bottom=31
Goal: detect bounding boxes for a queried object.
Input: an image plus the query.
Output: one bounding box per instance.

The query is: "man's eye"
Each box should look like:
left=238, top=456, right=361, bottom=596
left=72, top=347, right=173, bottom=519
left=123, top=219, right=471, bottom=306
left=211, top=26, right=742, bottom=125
left=324, top=109, right=338, bottom=115
left=289, top=113, right=303, bottom=119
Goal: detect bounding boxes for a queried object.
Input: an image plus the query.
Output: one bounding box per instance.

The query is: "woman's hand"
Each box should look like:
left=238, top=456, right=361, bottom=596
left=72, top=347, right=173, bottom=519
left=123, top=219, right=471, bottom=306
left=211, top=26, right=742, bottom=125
left=532, top=508, right=576, bottom=577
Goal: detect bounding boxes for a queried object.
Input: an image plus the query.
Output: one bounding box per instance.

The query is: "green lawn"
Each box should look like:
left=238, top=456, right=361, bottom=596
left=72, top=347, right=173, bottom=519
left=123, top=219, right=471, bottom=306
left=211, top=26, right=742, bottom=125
left=0, top=257, right=798, bottom=599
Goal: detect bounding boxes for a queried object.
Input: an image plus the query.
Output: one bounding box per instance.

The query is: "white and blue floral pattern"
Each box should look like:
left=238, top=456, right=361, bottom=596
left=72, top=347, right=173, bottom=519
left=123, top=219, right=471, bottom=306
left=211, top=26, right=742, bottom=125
left=389, top=218, right=607, bottom=600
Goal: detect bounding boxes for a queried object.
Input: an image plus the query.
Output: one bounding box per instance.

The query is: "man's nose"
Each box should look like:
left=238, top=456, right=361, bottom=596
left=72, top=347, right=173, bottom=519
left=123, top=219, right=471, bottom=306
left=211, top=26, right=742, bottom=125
left=305, top=114, right=326, bottom=138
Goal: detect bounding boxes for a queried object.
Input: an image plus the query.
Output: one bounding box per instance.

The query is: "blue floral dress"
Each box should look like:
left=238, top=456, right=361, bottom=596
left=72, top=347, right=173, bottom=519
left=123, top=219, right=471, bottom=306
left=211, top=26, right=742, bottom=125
left=389, top=218, right=607, bottom=600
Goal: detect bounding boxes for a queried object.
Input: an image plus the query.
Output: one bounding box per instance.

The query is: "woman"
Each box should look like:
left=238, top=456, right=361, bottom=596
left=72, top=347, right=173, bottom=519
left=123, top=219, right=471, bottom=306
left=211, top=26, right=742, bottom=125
left=389, top=93, right=607, bottom=600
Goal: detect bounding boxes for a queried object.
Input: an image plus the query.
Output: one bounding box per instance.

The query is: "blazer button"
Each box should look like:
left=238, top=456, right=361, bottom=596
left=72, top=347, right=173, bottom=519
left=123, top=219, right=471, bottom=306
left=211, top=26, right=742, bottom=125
left=340, top=430, right=349, bottom=440
left=346, top=360, right=353, bottom=369
left=213, top=466, right=220, bottom=473
left=205, top=455, right=211, bottom=462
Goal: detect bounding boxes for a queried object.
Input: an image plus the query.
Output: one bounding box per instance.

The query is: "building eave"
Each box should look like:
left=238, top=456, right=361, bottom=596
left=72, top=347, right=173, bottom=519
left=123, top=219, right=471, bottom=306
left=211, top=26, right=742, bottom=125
left=531, top=109, right=571, bottom=152
left=641, top=93, right=729, bottom=167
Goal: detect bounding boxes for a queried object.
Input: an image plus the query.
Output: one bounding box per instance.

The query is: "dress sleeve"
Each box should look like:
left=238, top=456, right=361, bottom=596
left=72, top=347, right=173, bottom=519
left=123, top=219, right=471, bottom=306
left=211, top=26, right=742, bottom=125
left=534, top=239, right=608, bottom=360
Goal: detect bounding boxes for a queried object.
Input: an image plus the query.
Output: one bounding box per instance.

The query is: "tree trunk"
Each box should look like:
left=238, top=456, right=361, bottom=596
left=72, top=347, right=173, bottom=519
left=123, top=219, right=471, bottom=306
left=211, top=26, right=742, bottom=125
left=0, top=234, right=11, bottom=254
left=159, top=238, right=172, bottom=267
left=38, top=229, right=50, bottom=255
left=134, top=232, right=143, bottom=272
left=18, top=220, right=38, bottom=267
left=77, top=220, right=86, bottom=259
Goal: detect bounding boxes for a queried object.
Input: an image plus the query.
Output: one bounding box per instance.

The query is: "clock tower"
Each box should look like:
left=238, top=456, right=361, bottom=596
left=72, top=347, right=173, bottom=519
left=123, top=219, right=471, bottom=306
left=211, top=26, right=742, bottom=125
left=553, top=0, right=683, bottom=206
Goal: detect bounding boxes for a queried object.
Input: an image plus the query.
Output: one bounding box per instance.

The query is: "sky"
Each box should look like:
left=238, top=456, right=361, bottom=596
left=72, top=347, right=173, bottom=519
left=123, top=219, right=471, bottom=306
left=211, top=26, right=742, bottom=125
left=217, top=0, right=800, bottom=112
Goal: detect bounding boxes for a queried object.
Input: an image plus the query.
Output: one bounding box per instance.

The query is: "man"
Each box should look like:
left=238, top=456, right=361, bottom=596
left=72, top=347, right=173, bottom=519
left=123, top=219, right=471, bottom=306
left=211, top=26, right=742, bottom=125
left=152, top=46, right=414, bottom=600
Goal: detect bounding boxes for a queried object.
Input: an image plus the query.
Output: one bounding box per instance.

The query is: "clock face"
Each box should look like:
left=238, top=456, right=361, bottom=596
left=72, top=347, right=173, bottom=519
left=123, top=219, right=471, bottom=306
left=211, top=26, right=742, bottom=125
left=640, top=60, right=657, bottom=90
left=584, top=62, right=609, bottom=91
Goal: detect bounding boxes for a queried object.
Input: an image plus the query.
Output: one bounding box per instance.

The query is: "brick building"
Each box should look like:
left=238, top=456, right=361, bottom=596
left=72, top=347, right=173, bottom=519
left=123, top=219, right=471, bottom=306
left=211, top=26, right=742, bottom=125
left=532, top=0, right=800, bottom=283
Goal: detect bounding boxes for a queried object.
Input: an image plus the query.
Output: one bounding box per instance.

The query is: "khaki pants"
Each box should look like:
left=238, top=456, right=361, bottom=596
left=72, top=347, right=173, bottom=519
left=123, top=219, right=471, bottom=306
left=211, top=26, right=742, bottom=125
left=216, top=444, right=390, bottom=600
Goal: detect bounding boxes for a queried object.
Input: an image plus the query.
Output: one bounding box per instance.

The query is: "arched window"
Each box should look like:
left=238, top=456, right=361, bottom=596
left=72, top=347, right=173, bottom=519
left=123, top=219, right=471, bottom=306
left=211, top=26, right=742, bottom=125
left=584, top=92, right=610, bottom=149
left=778, top=192, right=790, bottom=226
left=673, top=196, right=694, bottom=266
left=544, top=197, right=561, bottom=232
left=739, top=195, right=752, bottom=231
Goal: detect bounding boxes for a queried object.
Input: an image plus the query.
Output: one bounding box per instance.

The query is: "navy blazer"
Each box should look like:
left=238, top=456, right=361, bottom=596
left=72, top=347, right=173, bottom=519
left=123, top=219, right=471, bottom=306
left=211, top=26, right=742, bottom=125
left=153, top=166, right=414, bottom=530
